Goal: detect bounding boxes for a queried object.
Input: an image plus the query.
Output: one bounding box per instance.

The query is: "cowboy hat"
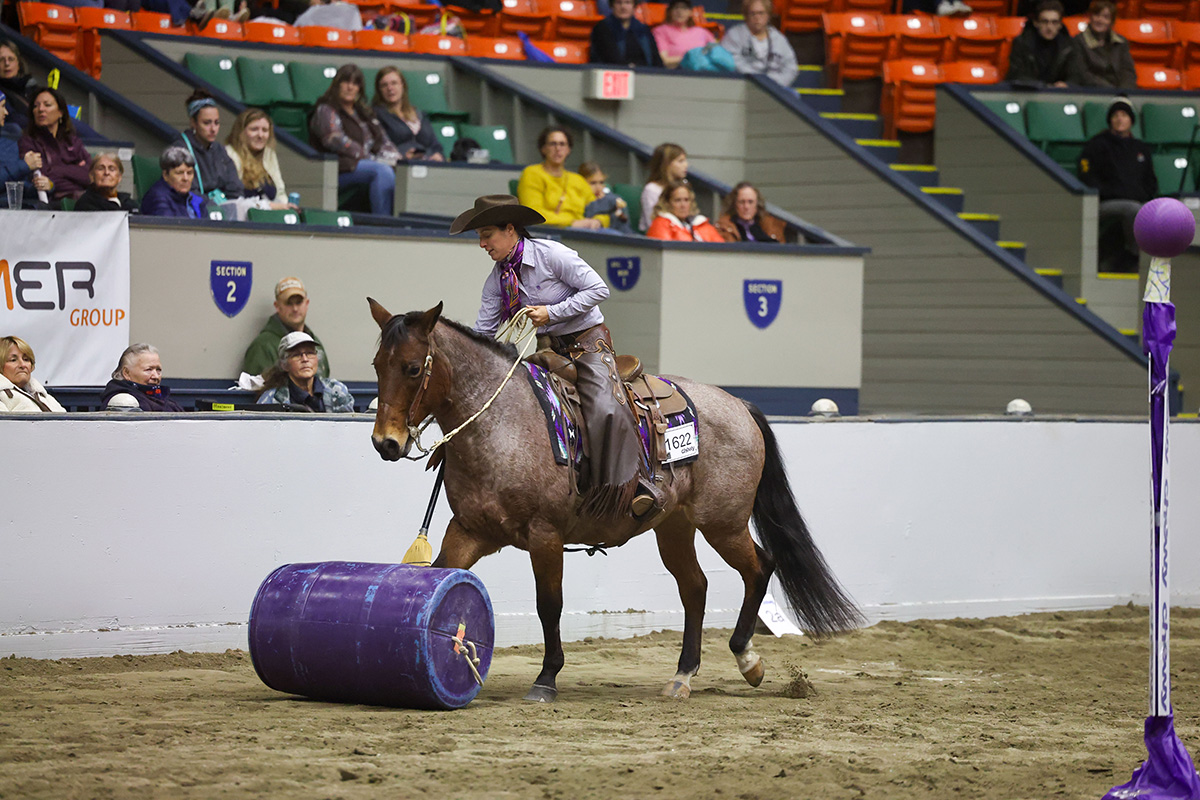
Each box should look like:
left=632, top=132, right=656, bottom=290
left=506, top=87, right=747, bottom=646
left=449, top=194, right=545, bottom=235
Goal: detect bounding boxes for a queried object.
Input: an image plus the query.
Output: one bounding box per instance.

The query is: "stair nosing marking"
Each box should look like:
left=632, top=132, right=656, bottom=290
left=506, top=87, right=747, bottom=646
left=958, top=212, right=999, bottom=221
left=1118, top=328, right=1138, bottom=336
left=797, top=88, right=845, bottom=95
left=1097, top=272, right=1140, bottom=280
left=889, top=164, right=937, bottom=171
left=820, top=112, right=879, bottom=120
left=1035, top=268, right=1063, bottom=276
left=921, top=187, right=962, bottom=194
left=856, top=138, right=900, bottom=146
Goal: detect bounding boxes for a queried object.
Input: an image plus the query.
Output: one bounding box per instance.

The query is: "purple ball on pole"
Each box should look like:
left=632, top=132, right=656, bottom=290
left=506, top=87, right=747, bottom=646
left=1134, top=198, right=1196, bottom=258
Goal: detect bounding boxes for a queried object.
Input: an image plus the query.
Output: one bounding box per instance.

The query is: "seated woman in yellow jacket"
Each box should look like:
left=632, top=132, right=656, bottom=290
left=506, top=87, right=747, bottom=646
left=517, top=126, right=608, bottom=231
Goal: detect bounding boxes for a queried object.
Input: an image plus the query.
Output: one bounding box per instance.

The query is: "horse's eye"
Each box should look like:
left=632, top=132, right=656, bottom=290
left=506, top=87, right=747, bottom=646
left=407, top=364, right=422, bottom=378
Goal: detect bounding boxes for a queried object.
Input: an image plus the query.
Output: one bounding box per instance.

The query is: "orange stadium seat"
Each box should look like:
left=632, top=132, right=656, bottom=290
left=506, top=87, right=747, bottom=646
left=191, top=18, right=244, bottom=39
left=244, top=20, right=302, bottom=44
left=410, top=32, right=469, bottom=54
left=634, top=1, right=667, bottom=24
left=131, top=10, right=184, bottom=33
left=886, top=14, right=949, bottom=61
left=1136, top=63, right=1183, bottom=85
left=355, top=29, right=411, bottom=51
left=445, top=4, right=501, bottom=35
left=780, top=0, right=842, bottom=34
left=842, top=0, right=892, bottom=14
left=553, top=0, right=604, bottom=39
left=1114, top=18, right=1180, bottom=66
left=466, top=35, right=526, bottom=58
left=959, top=0, right=1014, bottom=16
left=691, top=5, right=723, bottom=36
left=1176, top=21, right=1200, bottom=67
left=947, top=15, right=1008, bottom=67
left=1184, top=64, right=1200, bottom=86
left=824, top=12, right=891, bottom=86
left=941, top=59, right=1001, bottom=82
left=881, top=58, right=944, bottom=137
left=18, top=3, right=79, bottom=63
left=532, top=38, right=589, bottom=62
left=75, top=7, right=130, bottom=76
left=390, top=0, right=444, bottom=28
left=347, top=0, right=391, bottom=22
left=299, top=25, right=356, bottom=47
left=1133, top=0, right=1191, bottom=19
left=1063, top=14, right=1089, bottom=34
left=499, top=0, right=554, bottom=37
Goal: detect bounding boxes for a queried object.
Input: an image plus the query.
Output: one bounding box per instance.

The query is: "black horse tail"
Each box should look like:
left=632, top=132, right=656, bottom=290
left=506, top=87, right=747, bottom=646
left=746, top=402, right=865, bottom=638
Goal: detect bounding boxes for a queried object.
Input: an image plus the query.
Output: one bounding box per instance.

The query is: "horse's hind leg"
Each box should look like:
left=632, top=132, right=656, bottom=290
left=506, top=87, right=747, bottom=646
left=700, top=524, right=775, bottom=688
left=654, top=513, right=706, bottom=700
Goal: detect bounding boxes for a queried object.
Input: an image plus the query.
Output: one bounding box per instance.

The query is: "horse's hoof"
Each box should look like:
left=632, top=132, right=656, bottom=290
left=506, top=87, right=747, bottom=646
left=523, top=685, right=558, bottom=703
left=742, top=659, right=765, bottom=688
left=661, top=680, right=691, bottom=700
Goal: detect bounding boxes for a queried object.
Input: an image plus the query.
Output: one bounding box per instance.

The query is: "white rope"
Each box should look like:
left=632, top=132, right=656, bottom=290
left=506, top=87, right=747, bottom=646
left=411, top=308, right=538, bottom=456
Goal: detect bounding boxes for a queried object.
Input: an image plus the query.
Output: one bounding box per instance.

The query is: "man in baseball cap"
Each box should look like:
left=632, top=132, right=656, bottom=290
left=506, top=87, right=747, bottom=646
left=242, top=276, right=331, bottom=378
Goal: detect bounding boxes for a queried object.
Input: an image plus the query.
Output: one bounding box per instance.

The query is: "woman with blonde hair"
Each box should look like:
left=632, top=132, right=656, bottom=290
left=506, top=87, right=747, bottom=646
left=225, top=108, right=294, bottom=209
left=646, top=179, right=723, bottom=242
left=0, top=335, right=64, bottom=412
left=372, top=67, right=444, bottom=162
left=639, top=142, right=688, bottom=232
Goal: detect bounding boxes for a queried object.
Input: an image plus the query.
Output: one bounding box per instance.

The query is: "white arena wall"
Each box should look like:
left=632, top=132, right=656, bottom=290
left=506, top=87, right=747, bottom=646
left=1, top=414, right=1191, bottom=659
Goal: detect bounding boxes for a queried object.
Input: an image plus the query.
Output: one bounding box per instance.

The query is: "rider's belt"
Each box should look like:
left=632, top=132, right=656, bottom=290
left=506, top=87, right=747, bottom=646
left=539, top=323, right=613, bottom=356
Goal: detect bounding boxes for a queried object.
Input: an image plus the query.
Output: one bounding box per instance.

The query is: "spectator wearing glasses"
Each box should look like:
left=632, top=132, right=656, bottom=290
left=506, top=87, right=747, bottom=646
left=1006, top=0, right=1072, bottom=86
left=257, top=331, right=355, bottom=412
left=720, top=0, right=797, bottom=87
left=517, top=126, right=605, bottom=230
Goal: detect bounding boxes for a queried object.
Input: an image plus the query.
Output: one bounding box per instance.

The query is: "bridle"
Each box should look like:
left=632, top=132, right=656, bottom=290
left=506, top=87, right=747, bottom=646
left=401, top=346, right=437, bottom=459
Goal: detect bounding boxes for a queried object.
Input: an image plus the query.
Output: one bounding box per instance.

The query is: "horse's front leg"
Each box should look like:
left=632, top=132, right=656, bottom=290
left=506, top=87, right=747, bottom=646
left=654, top=513, right=705, bottom=699
left=524, top=530, right=565, bottom=703
left=432, top=516, right=500, bottom=570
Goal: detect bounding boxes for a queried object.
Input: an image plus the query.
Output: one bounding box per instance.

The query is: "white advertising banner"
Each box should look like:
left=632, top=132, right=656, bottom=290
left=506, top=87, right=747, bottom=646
left=0, top=210, right=130, bottom=385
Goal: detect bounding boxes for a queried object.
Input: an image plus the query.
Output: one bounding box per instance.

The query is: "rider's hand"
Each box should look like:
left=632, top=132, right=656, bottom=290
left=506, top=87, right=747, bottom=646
left=527, top=306, right=550, bottom=327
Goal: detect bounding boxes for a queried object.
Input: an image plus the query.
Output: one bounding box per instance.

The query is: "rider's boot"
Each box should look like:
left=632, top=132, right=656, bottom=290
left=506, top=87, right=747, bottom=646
left=631, top=478, right=665, bottom=520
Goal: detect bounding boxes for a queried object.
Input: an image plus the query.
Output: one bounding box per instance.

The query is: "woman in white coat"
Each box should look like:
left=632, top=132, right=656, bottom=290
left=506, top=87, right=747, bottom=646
left=0, top=335, right=65, bottom=412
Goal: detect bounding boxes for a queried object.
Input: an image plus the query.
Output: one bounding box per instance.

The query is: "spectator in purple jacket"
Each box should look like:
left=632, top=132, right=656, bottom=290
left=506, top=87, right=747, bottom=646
left=19, top=86, right=90, bottom=202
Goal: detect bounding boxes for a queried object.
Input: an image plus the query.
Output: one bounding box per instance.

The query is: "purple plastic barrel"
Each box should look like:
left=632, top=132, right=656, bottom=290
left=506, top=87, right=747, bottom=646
left=248, top=561, right=494, bottom=710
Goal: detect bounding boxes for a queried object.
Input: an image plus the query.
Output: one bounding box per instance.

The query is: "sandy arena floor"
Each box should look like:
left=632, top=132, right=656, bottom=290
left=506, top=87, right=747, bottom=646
left=2, top=605, right=1198, bottom=799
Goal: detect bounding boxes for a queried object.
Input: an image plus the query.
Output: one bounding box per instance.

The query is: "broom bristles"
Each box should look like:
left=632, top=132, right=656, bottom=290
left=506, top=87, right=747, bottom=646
left=403, top=532, right=433, bottom=567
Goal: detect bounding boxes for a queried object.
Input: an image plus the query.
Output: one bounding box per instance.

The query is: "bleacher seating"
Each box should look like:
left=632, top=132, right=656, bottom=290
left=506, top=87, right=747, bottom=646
left=881, top=59, right=943, bottom=137
left=499, top=0, right=555, bottom=38
left=131, top=10, right=186, bottom=35
left=75, top=7, right=132, bottom=76
left=823, top=12, right=891, bottom=87
left=244, top=20, right=302, bottom=46
left=1136, top=64, right=1183, bottom=87
left=459, top=123, right=514, bottom=162
left=356, top=29, right=411, bottom=52
left=886, top=15, right=949, bottom=61
left=190, top=18, right=244, bottom=40
left=19, top=2, right=79, bottom=63
left=1025, top=100, right=1086, bottom=171
left=184, top=52, right=244, bottom=100
left=945, top=16, right=1008, bottom=69
left=980, top=98, right=1025, bottom=132
left=1114, top=18, right=1179, bottom=67
left=465, top=35, right=526, bottom=59
left=533, top=39, right=589, bottom=63
left=549, top=0, right=602, bottom=39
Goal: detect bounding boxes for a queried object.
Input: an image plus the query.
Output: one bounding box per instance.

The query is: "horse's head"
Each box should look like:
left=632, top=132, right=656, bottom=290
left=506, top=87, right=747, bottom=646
left=369, top=298, right=448, bottom=461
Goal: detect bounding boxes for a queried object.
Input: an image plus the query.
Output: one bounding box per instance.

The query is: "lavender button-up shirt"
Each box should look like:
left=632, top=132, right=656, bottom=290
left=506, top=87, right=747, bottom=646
left=474, top=238, right=609, bottom=337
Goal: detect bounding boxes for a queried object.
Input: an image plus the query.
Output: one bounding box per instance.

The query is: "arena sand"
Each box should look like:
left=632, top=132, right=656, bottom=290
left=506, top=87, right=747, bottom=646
left=3, top=604, right=1199, bottom=799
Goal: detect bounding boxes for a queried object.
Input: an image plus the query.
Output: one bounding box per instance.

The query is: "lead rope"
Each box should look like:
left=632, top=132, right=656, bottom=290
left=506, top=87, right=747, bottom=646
left=453, top=624, right=484, bottom=686
left=404, top=308, right=538, bottom=458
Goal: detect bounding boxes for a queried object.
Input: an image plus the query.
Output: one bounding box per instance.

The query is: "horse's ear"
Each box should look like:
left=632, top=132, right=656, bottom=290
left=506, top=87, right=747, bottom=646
left=368, top=297, right=392, bottom=330
left=418, top=301, right=444, bottom=334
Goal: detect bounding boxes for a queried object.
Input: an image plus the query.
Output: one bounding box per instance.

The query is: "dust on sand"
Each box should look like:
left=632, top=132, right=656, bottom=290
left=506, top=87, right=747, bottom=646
left=2, top=605, right=1197, bottom=799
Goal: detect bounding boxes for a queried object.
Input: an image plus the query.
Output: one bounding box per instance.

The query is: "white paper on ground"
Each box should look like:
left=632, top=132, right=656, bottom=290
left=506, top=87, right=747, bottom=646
left=758, top=592, right=804, bottom=638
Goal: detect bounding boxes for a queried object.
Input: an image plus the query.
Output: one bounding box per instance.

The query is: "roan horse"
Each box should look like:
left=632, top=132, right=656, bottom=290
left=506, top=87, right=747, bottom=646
left=369, top=299, right=863, bottom=702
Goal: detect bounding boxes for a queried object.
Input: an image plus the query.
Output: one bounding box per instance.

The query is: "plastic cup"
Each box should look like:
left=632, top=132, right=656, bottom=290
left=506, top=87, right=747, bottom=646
left=6, top=181, right=22, bottom=210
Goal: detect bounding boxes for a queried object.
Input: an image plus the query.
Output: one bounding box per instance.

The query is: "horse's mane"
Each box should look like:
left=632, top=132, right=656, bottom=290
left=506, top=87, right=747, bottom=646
left=380, top=311, right=519, bottom=360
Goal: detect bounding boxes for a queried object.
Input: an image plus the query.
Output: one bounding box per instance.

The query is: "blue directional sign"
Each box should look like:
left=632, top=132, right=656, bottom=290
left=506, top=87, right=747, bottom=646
left=606, top=256, right=641, bottom=291
left=211, top=260, right=252, bottom=318
left=743, top=279, right=782, bottom=329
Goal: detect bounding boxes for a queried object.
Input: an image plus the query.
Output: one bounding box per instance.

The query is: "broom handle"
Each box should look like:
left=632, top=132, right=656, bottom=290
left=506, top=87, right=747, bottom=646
left=419, top=460, right=446, bottom=535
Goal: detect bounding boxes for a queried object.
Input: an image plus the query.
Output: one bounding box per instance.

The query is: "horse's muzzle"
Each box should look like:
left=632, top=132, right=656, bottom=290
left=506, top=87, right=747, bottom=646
left=372, top=434, right=411, bottom=461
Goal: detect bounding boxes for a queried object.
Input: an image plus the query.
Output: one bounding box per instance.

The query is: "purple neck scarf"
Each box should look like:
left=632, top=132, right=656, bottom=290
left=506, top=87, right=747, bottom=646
left=497, top=237, right=526, bottom=322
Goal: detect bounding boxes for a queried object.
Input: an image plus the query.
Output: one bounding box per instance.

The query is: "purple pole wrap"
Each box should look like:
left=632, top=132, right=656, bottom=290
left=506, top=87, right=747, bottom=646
left=1105, top=714, right=1200, bottom=800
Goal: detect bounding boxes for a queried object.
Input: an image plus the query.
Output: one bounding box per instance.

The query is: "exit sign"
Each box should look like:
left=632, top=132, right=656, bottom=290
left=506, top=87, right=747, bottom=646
left=586, top=69, right=634, bottom=101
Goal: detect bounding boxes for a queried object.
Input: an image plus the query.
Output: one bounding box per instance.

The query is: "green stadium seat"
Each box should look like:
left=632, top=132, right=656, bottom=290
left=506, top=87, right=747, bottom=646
left=509, top=178, right=518, bottom=194
left=247, top=207, right=302, bottom=224
left=610, top=182, right=641, bottom=231
left=1141, top=103, right=1199, bottom=151
left=206, top=205, right=226, bottom=220
left=458, top=124, right=513, bottom=163
left=131, top=153, right=159, bottom=200
left=1082, top=101, right=1143, bottom=140
left=236, top=57, right=308, bottom=140
left=59, top=196, right=75, bottom=211
left=183, top=53, right=243, bottom=101
left=1025, top=100, right=1086, bottom=172
left=287, top=61, right=343, bottom=105
left=1152, top=153, right=1196, bottom=194
left=433, top=120, right=460, bottom=157
left=403, top=70, right=469, bottom=123
left=301, top=208, right=353, bottom=227
left=980, top=99, right=1025, bottom=134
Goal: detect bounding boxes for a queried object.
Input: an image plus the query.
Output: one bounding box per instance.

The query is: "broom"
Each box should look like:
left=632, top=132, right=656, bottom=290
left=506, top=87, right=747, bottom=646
left=403, top=459, right=445, bottom=566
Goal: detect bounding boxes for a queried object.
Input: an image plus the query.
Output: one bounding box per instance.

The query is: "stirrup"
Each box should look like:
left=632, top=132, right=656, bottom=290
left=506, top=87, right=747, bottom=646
left=631, top=479, right=664, bottom=520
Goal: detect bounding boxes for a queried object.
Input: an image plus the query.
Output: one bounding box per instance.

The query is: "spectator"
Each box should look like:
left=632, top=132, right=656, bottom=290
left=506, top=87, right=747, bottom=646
left=294, top=0, right=363, bottom=29
left=1078, top=96, right=1157, bottom=273
left=589, top=0, right=663, bottom=67
left=517, top=126, right=605, bottom=231
left=720, top=0, right=798, bottom=87
left=19, top=86, right=90, bottom=202
left=101, top=343, right=186, bottom=411
left=257, top=331, right=354, bottom=412
left=1065, top=0, right=1136, bottom=89
left=0, top=40, right=33, bottom=131
left=75, top=154, right=139, bottom=211
left=243, top=276, right=330, bottom=379
left=372, top=67, right=445, bottom=162
left=0, top=90, right=39, bottom=202
left=639, top=142, right=688, bottom=231
left=310, top=64, right=400, bottom=217
left=224, top=108, right=294, bottom=209
left=715, top=181, right=786, bottom=243
left=653, top=0, right=716, bottom=69
left=646, top=180, right=723, bottom=242
left=1006, top=0, right=1071, bottom=86
left=579, top=161, right=634, bottom=234
left=171, top=89, right=245, bottom=204
left=0, top=336, right=65, bottom=413
left=140, top=146, right=213, bottom=218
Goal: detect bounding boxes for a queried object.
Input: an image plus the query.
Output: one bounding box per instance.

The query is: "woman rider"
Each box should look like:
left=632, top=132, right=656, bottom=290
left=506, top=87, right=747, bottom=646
left=450, top=194, right=662, bottom=521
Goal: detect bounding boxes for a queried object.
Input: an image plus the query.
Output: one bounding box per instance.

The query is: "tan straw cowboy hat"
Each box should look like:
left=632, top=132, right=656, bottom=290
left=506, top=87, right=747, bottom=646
left=449, top=194, right=545, bottom=235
